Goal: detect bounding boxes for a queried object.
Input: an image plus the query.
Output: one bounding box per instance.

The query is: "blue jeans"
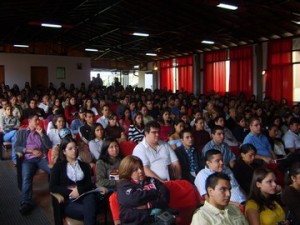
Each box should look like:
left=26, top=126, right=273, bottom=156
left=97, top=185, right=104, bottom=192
left=21, top=157, right=50, bottom=204
left=3, top=130, right=17, bottom=163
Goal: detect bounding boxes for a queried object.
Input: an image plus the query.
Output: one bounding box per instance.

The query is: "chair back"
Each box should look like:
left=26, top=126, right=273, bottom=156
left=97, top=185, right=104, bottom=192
left=109, top=192, right=121, bottom=225
left=119, top=141, right=137, bottom=156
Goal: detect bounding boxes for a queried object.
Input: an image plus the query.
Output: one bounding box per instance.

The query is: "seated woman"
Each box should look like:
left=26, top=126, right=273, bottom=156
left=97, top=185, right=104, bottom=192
left=245, top=167, right=287, bottom=225
left=128, top=112, right=144, bottom=143
left=192, top=118, right=210, bottom=152
left=105, top=113, right=126, bottom=143
left=88, top=123, right=105, bottom=162
left=168, top=119, right=185, bottom=150
left=281, top=162, right=300, bottom=224
left=118, top=108, right=132, bottom=137
left=158, top=109, right=172, bottom=141
left=95, top=138, right=122, bottom=192
left=49, top=137, right=99, bottom=225
left=267, top=124, right=286, bottom=158
left=117, top=155, right=170, bottom=225
left=232, top=143, right=259, bottom=195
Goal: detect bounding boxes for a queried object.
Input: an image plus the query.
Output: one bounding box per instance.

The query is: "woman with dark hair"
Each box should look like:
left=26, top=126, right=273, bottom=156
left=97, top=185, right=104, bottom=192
left=105, top=113, right=126, bottom=142
left=117, top=155, right=170, bottom=225
left=95, top=138, right=122, bottom=191
left=88, top=123, right=105, bottom=162
left=118, top=107, right=132, bottom=136
left=281, top=162, right=300, bottom=224
left=83, top=97, right=99, bottom=116
left=168, top=119, right=185, bottom=150
left=128, top=112, right=144, bottom=143
left=64, top=96, right=79, bottom=124
left=192, top=117, right=210, bottom=152
left=49, top=137, right=99, bottom=225
left=267, top=124, right=286, bottom=158
left=158, top=109, right=172, bottom=141
left=245, top=168, right=287, bottom=225
left=232, top=143, right=259, bottom=195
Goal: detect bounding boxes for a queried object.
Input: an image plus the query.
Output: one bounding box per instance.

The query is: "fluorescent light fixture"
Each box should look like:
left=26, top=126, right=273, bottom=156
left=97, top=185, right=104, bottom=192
left=201, top=40, right=215, bottom=44
left=13, top=44, right=29, bottom=48
left=292, top=20, right=300, bottom=25
left=217, top=3, right=238, bottom=10
left=145, top=53, right=157, bottom=56
left=41, top=23, right=62, bottom=28
left=85, top=48, right=98, bottom=52
left=134, top=65, right=140, bottom=69
left=133, top=32, right=149, bottom=37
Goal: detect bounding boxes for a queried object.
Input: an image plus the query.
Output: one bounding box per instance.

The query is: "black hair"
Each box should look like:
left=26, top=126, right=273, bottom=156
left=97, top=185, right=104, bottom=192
left=58, top=137, right=78, bottom=162
left=240, top=143, right=257, bottom=155
left=211, top=125, right=224, bottom=134
left=285, top=162, right=300, bottom=185
left=205, top=172, right=230, bottom=196
left=144, top=120, right=160, bottom=133
left=179, top=128, right=192, bottom=139
left=205, top=149, right=222, bottom=162
left=99, top=138, right=122, bottom=164
left=90, top=123, right=104, bottom=140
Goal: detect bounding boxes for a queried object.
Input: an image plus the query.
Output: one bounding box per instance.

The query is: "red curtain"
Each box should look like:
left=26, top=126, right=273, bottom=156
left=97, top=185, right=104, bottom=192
left=177, top=55, right=193, bottom=93
left=266, top=39, right=292, bottom=105
left=159, top=59, right=174, bottom=92
left=229, top=46, right=253, bottom=98
left=204, top=50, right=227, bottom=94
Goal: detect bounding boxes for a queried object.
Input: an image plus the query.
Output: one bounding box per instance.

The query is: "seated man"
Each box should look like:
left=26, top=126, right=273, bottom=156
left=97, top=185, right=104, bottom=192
left=14, top=114, right=52, bottom=215
left=191, top=172, right=248, bottom=225
left=214, top=116, right=239, bottom=147
left=175, top=129, right=205, bottom=183
left=78, top=110, right=95, bottom=144
left=243, top=117, right=276, bottom=163
left=283, top=117, right=300, bottom=153
left=133, top=121, right=181, bottom=182
left=202, top=125, right=236, bottom=168
left=194, top=149, right=246, bottom=207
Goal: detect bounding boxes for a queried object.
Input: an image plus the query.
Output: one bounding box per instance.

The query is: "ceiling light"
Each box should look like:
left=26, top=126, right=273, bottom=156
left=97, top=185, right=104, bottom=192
left=13, top=44, right=29, bottom=48
left=201, top=40, right=215, bottom=44
left=292, top=20, right=300, bottom=25
left=133, top=32, right=149, bottom=37
left=217, top=3, right=238, bottom=10
left=85, top=48, right=98, bottom=52
left=134, top=65, right=140, bottom=69
left=41, top=23, right=62, bottom=28
left=145, top=53, right=157, bottom=56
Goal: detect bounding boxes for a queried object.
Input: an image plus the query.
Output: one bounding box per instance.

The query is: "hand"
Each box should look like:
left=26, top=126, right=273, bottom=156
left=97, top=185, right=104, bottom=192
left=69, top=187, right=79, bottom=199
left=36, top=125, right=44, bottom=136
left=31, top=149, right=43, bottom=157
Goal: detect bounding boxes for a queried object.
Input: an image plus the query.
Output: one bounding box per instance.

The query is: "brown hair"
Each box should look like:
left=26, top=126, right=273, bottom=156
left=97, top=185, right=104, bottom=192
left=119, top=155, right=144, bottom=181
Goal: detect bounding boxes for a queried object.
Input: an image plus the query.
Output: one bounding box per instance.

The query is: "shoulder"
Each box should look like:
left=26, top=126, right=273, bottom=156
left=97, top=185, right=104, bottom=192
left=245, top=199, right=259, bottom=210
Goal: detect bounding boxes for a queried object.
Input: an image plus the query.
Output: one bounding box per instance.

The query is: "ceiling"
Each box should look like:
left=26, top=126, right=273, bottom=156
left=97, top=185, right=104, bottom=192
left=1, top=0, right=300, bottom=69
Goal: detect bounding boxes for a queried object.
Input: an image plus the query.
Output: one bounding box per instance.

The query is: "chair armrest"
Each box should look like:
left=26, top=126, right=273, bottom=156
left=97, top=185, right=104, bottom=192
left=16, top=152, right=23, bottom=158
left=50, top=192, right=65, bottom=204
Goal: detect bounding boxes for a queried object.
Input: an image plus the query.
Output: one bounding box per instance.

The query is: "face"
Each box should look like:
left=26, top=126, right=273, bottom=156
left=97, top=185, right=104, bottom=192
left=268, top=126, right=278, bottom=138
left=55, top=117, right=65, bottom=129
left=63, top=142, right=78, bottom=161
left=29, top=100, right=36, bottom=109
left=241, top=149, right=256, bottom=165
left=290, top=123, right=300, bottom=133
left=124, top=110, right=130, bottom=118
left=10, top=97, right=16, bottom=105
left=194, top=112, right=202, bottom=119
left=131, top=166, right=145, bottom=181
left=181, top=115, right=188, bottom=123
left=175, top=122, right=185, bottom=133
left=212, top=130, right=224, bottom=144
left=85, top=113, right=94, bottom=124
left=208, top=179, right=231, bottom=210
left=95, top=125, right=104, bottom=139
left=146, top=101, right=153, bottom=110
left=86, top=99, right=92, bottom=106
left=291, top=173, right=300, bottom=188
left=162, top=111, right=170, bottom=121
left=215, top=118, right=225, bottom=127
left=29, top=115, right=39, bottom=128
left=256, top=172, right=277, bottom=197
left=140, top=107, right=148, bottom=116
left=5, top=107, right=12, bottom=116
left=102, top=106, right=110, bottom=116
left=109, top=116, right=117, bottom=126
left=207, top=153, right=224, bottom=172
left=195, top=119, right=204, bottom=130
left=145, top=127, right=160, bottom=145
left=107, top=141, right=119, bottom=158
left=239, top=118, right=246, bottom=128
left=135, top=115, right=142, bottom=124
left=181, top=132, right=194, bottom=148
left=250, top=120, right=261, bottom=135
left=70, top=97, right=76, bottom=105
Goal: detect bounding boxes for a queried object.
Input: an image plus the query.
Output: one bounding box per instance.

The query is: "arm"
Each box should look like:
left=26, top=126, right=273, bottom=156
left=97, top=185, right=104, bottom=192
left=144, top=165, right=165, bottom=183
left=169, top=160, right=182, bottom=180
left=255, top=154, right=273, bottom=164
left=245, top=208, right=260, bottom=225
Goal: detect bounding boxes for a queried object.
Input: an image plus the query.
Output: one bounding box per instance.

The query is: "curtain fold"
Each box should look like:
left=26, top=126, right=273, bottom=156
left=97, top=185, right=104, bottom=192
left=204, top=50, right=227, bottom=94
left=159, top=59, right=174, bottom=91
left=229, top=46, right=253, bottom=99
left=177, top=56, right=193, bottom=93
left=266, top=39, right=293, bottom=105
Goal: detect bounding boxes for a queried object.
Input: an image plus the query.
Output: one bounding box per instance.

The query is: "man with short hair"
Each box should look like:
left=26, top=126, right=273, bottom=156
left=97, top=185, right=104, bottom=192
left=283, top=117, right=300, bottom=153
left=194, top=149, right=246, bottom=207
left=202, top=125, right=236, bottom=168
left=14, top=114, right=52, bottom=215
left=133, top=121, right=181, bottom=182
left=191, top=172, right=248, bottom=225
left=96, top=104, right=110, bottom=129
left=243, top=117, right=276, bottom=163
left=79, top=110, right=95, bottom=144
left=175, top=129, right=204, bottom=183
left=214, top=116, right=239, bottom=147
left=70, top=108, right=85, bottom=136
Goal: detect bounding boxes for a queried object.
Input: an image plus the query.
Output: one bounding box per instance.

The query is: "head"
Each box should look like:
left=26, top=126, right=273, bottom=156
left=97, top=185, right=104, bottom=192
left=100, top=138, right=120, bottom=162
left=161, top=109, right=170, bottom=122
left=214, top=116, right=225, bottom=127
left=194, top=118, right=205, bottom=130
left=249, top=117, right=262, bottom=135
left=205, top=172, right=231, bottom=210
left=108, top=113, right=118, bottom=127
left=4, top=104, right=13, bottom=117
left=102, top=104, right=110, bottom=117
left=249, top=168, right=277, bottom=199
left=52, top=115, right=66, bottom=130
left=205, top=149, right=224, bottom=172
left=133, top=112, right=144, bottom=127
left=239, top=143, right=257, bottom=165
left=119, top=155, right=145, bottom=181
left=211, top=125, right=225, bottom=145
left=90, top=123, right=104, bottom=140
left=123, top=108, right=131, bottom=119
left=172, top=119, right=185, bottom=135
left=180, top=129, right=194, bottom=149
left=144, top=121, right=160, bottom=145
left=146, top=100, right=153, bottom=110
left=285, top=162, right=300, bottom=188
left=289, top=117, right=300, bottom=133
left=236, top=114, right=246, bottom=128
left=140, top=105, right=148, bottom=116
left=267, top=124, right=279, bottom=139
left=28, top=114, right=39, bottom=130
left=29, top=99, right=37, bottom=109
left=59, top=137, right=78, bottom=162
left=85, top=110, right=95, bottom=125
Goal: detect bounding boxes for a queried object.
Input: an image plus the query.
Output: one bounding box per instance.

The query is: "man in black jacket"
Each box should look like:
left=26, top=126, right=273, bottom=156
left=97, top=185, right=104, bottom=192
left=175, top=129, right=205, bottom=183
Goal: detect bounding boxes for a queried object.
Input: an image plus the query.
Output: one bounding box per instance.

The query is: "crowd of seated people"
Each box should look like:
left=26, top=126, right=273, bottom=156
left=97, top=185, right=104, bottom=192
left=1, top=80, right=300, bottom=224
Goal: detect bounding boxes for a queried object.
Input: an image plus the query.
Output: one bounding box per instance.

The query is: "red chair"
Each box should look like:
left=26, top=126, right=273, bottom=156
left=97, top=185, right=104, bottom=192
left=230, top=146, right=240, bottom=156
left=109, top=103, right=119, bottom=114
left=119, top=141, right=137, bottom=156
left=109, top=192, right=120, bottom=225
left=164, top=180, right=202, bottom=225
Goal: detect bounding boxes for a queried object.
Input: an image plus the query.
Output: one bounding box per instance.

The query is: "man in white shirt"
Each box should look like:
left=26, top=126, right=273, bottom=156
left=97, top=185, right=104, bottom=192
left=283, top=117, right=300, bottom=153
left=133, top=121, right=181, bottom=182
left=96, top=104, right=110, bottom=129
left=191, top=172, right=248, bottom=225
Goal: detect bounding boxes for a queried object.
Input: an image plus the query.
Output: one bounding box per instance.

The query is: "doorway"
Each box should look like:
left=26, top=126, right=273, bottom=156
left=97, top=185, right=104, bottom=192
left=0, top=66, right=5, bottom=84
left=31, top=67, right=48, bottom=90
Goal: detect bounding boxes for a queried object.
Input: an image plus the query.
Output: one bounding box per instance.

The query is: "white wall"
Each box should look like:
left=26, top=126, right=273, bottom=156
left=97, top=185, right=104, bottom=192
left=0, top=53, right=91, bottom=89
